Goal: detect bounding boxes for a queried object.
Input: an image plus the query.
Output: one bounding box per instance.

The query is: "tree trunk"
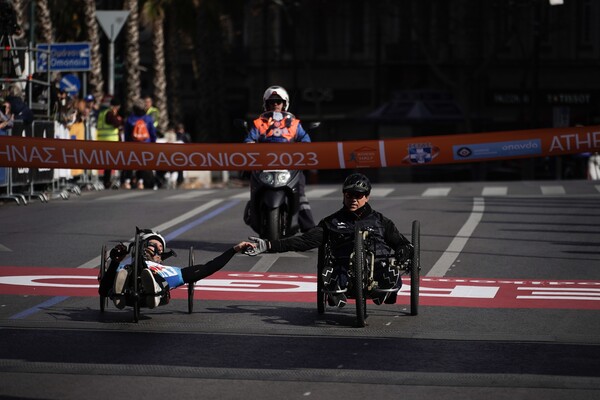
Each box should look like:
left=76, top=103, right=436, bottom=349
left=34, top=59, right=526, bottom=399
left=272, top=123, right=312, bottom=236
left=124, top=0, right=141, bottom=111
left=84, top=0, right=104, bottom=102
left=153, top=14, right=168, bottom=134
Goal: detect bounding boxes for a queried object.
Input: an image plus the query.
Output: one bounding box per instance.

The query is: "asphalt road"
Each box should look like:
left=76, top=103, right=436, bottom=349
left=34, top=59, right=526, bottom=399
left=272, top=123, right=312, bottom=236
left=1, top=179, right=599, bottom=399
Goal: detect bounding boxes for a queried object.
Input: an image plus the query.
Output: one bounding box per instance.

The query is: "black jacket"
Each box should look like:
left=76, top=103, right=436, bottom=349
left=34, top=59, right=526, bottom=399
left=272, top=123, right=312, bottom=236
left=269, top=203, right=411, bottom=259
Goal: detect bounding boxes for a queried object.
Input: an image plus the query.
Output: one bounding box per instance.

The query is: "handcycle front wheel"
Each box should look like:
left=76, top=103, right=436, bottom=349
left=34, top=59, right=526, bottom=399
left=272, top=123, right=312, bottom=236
left=353, top=228, right=367, bottom=328
left=188, top=246, right=195, bottom=314
left=99, top=244, right=107, bottom=312
left=132, top=232, right=142, bottom=323
left=410, top=220, right=421, bottom=316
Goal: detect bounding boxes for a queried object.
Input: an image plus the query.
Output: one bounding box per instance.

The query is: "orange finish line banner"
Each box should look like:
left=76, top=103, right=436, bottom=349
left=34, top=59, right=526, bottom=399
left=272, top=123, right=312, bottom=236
left=1, top=125, right=599, bottom=171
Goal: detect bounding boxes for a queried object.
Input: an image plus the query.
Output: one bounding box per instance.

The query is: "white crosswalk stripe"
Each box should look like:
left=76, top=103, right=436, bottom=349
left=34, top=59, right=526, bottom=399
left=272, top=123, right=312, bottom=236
left=482, top=186, right=508, bottom=196
left=166, top=190, right=216, bottom=200
left=422, top=187, right=451, bottom=197
left=369, top=188, right=394, bottom=197
left=540, top=185, right=566, bottom=195
left=95, top=192, right=150, bottom=201
left=595, top=185, right=600, bottom=193
left=305, top=188, right=338, bottom=198
left=230, top=192, right=250, bottom=199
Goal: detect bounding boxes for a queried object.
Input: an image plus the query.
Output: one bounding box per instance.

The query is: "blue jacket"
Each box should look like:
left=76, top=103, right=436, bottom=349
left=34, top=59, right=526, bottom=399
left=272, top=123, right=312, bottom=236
left=124, top=114, right=157, bottom=143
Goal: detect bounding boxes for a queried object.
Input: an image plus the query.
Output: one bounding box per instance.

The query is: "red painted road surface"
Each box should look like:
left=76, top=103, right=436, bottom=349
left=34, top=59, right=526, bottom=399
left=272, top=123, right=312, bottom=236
left=0, top=267, right=599, bottom=310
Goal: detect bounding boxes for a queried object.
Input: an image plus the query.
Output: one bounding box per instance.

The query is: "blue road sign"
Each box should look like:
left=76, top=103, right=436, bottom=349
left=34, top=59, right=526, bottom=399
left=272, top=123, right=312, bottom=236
left=59, top=74, right=81, bottom=96
left=36, top=43, right=91, bottom=72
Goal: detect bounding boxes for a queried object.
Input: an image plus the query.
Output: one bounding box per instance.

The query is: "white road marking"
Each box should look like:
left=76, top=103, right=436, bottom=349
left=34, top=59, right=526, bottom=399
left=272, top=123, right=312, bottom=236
left=482, top=186, right=507, bottom=196
left=94, top=191, right=150, bottom=201
left=249, top=252, right=309, bottom=272
left=77, top=199, right=224, bottom=269
left=427, top=197, right=485, bottom=277
left=305, top=188, right=337, bottom=198
left=595, top=185, right=600, bottom=193
left=422, top=187, right=451, bottom=197
left=540, top=185, right=565, bottom=195
left=0, top=243, right=11, bottom=252
left=370, top=188, right=394, bottom=197
left=230, top=192, right=250, bottom=199
left=166, top=190, right=216, bottom=200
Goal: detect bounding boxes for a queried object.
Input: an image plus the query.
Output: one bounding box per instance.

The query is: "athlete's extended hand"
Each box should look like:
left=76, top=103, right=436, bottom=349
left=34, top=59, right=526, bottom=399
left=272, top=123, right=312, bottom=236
left=244, top=236, right=270, bottom=256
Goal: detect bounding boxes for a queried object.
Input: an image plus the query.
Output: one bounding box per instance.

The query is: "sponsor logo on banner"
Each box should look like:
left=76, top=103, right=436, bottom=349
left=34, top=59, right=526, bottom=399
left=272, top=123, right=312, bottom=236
left=346, top=146, right=378, bottom=167
left=402, top=143, right=440, bottom=165
left=453, top=139, right=542, bottom=160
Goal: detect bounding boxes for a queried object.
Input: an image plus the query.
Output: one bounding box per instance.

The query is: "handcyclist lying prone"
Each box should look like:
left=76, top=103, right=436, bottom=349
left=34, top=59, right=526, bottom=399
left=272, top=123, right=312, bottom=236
left=98, top=229, right=253, bottom=308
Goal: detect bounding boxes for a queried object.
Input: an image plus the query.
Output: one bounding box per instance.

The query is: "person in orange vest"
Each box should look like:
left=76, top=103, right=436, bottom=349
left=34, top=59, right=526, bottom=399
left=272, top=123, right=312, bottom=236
left=244, top=86, right=315, bottom=231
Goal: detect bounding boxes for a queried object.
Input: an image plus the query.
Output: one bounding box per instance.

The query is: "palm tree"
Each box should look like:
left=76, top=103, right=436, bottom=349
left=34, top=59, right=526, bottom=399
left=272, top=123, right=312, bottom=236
left=83, top=0, right=104, bottom=102
left=36, top=0, right=54, bottom=44
left=124, top=0, right=141, bottom=112
left=142, top=0, right=169, bottom=134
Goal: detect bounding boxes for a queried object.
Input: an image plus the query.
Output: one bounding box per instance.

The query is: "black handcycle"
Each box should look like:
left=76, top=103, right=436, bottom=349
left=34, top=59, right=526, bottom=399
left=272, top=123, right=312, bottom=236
left=317, top=220, right=421, bottom=327
left=98, top=228, right=196, bottom=322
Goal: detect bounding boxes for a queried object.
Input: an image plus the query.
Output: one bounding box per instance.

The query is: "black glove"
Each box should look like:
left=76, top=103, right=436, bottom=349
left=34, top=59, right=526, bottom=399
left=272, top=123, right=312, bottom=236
left=109, top=243, right=128, bottom=262
left=396, top=243, right=414, bottom=264
left=245, top=236, right=270, bottom=256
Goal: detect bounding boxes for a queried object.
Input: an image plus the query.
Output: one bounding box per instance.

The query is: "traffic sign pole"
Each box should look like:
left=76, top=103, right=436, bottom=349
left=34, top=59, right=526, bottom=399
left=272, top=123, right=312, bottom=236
left=109, top=30, right=115, bottom=96
left=96, top=11, right=129, bottom=96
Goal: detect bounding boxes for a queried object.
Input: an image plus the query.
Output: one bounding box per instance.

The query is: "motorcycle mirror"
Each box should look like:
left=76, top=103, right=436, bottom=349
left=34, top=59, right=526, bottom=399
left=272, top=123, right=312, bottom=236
left=306, top=121, right=321, bottom=130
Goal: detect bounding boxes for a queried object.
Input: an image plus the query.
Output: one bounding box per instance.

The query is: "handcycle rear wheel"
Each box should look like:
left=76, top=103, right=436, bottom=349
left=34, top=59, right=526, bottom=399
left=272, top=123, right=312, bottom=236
left=410, top=220, right=421, bottom=316
left=188, top=246, right=195, bottom=314
left=353, top=228, right=367, bottom=328
left=99, top=244, right=107, bottom=312
left=132, top=232, right=141, bottom=323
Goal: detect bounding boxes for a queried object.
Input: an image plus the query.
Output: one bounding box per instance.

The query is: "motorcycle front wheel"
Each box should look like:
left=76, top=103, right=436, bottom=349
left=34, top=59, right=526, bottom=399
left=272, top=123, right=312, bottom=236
left=263, top=207, right=282, bottom=241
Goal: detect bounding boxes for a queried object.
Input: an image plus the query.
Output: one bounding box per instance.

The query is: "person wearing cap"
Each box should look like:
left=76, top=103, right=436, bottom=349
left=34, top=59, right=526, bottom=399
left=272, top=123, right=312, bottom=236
left=245, top=173, right=413, bottom=307
left=244, top=85, right=315, bottom=231
left=98, top=230, right=254, bottom=309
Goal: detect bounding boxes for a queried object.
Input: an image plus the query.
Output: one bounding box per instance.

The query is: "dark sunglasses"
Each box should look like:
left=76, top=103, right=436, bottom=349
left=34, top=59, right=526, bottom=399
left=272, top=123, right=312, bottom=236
left=344, top=191, right=365, bottom=200
left=267, top=99, right=284, bottom=105
left=145, top=242, right=163, bottom=255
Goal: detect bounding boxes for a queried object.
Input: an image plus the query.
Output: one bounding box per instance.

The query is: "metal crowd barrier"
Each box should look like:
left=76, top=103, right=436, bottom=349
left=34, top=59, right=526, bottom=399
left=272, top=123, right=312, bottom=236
left=0, top=119, right=104, bottom=206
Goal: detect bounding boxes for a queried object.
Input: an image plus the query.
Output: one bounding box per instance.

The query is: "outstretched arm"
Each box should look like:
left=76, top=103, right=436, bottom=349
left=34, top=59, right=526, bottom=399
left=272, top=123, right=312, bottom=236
left=181, top=241, right=252, bottom=283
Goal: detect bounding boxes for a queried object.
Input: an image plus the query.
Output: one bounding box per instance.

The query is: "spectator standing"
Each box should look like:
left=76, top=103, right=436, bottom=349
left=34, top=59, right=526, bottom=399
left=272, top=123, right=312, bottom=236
left=0, top=99, right=14, bottom=135
left=144, top=96, right=160, bottom=133
left=53, top=89, right=76, bottom=131
left=175, top=122, right=191, bottom=187
left=6, top=84, right=33, bottom=125
left=97, top=97, right=123, bottom=188
left=122, top=98, right=157, bottom=189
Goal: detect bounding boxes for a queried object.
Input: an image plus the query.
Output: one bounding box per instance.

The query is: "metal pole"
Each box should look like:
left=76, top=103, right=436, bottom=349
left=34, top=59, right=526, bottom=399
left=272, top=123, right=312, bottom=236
left=108, top=24, right=115, bottom=96
left=109, top=39, right=115, bottom=95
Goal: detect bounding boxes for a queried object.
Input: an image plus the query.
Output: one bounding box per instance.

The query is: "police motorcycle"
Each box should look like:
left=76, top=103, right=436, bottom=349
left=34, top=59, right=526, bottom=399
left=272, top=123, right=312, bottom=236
left=318, top=221, right=421, bottom=328
left=234, top=112, right=320, bottom=241
left=98, top=227, right=196, bottom=322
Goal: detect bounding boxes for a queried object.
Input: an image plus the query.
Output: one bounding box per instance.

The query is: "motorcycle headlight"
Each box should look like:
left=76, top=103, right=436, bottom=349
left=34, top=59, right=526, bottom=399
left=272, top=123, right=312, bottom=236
left=259, top=170, right=291, bottom=187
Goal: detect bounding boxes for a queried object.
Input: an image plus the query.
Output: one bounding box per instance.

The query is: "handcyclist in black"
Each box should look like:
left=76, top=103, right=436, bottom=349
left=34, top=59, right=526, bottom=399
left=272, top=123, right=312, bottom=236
left=246, top=173, right=413, bottom=307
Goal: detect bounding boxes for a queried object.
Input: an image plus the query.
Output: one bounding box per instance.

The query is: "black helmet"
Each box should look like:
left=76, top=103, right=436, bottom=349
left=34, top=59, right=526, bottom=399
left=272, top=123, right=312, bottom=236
left=342, top=173, right=371, bottom=195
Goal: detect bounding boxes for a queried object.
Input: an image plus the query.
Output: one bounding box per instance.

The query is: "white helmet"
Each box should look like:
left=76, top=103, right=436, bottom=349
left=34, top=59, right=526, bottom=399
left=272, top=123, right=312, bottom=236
left=140, top=230, right=166, bottom=250
left=263, top=86, right=290, bottom=111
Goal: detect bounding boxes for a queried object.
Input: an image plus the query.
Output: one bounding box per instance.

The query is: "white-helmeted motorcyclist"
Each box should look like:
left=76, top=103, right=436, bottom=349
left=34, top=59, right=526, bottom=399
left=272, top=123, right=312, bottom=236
left=243, top=85, right=316, bottom=232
